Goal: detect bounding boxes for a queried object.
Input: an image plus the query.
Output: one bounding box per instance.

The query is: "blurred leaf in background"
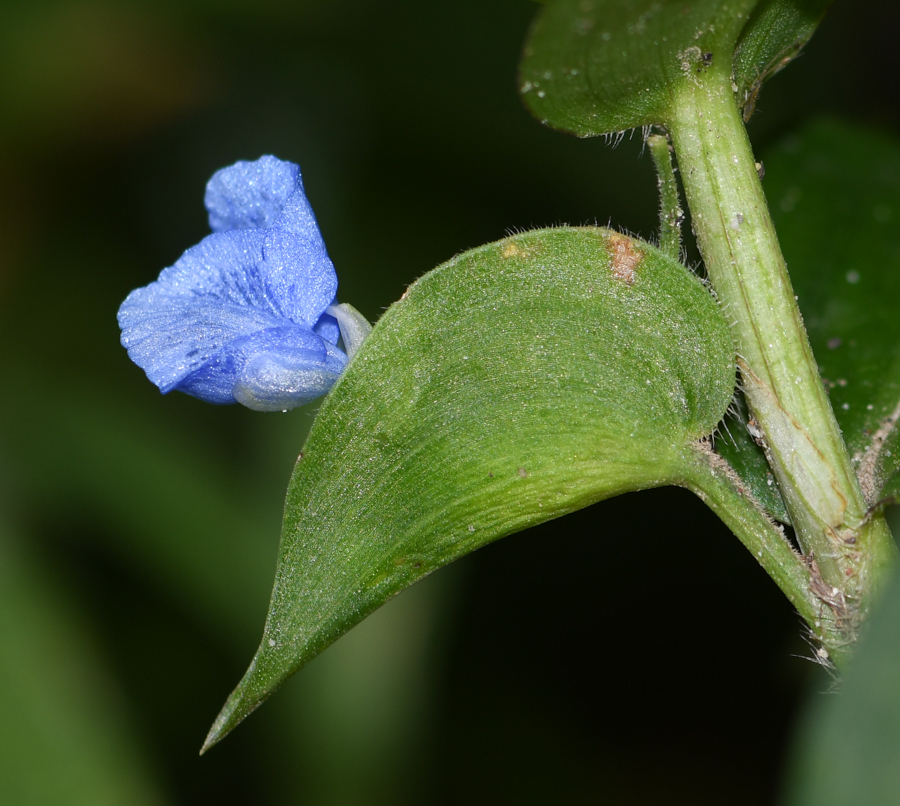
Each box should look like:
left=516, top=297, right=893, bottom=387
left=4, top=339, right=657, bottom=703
left=0, top=518, right=166, bottom=806
left=782, top=528, right=900, bottom=806
left=756, top=115, right=900, bottom=805
left=0, top=0, right=898, bottom=803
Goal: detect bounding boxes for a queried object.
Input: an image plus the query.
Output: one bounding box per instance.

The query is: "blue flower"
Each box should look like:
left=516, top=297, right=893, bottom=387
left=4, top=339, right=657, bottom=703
left=118, top=156, right=369, bottom=411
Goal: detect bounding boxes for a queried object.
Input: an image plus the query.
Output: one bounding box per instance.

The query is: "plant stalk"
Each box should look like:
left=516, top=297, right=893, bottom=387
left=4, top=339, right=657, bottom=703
left=666, top=61, right=896, bottom=651
left=647, top=132, right=683, bottom=261
left=682, top=442, right=819, bottom=634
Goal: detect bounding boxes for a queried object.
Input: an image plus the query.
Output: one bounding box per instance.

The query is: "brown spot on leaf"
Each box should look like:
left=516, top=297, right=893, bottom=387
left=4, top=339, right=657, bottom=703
left=607, top=234, right=642, bottom=286
left=501, top=242, right=520, bottom=259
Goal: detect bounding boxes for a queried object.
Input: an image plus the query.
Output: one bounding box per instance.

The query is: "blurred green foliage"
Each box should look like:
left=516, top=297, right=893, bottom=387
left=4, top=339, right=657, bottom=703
left=783, top=566, right=900, bottom=806
left=0, top=0, right=898, bottom=803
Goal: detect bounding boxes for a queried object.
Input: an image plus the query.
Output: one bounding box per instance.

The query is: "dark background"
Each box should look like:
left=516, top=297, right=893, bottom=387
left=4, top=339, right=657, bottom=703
left=1, top=0, right=898, bottom=803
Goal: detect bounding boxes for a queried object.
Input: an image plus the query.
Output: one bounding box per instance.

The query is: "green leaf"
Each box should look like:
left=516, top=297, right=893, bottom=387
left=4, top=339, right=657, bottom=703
left=519, top=0, right=830, bottom=135
left=732, top=0, right=833, bottom=121
left=764, top=119, right=900, bottom=505
left=782, top=560, right=900, bottom=805
left=204, top=226, right=735, bottom=749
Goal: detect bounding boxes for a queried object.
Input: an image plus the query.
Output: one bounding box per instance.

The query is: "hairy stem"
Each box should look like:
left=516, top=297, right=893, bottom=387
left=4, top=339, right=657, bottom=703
left=647, top=132, right=683, bottom=261
left=666, top=61, right=896, bottom=644
left=682, top=442, right=820, bottom=635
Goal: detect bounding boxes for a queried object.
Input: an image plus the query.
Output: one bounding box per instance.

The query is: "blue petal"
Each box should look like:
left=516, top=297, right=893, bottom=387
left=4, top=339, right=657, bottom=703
left=274, top=183, right=328, bottom=248
left=205, top=156, right=301, bottom=233
left=313, top=310, right=340, bottom=345
left=262, top=228, right=337, bottom=327
left=120, top=156, right=347, bottom=411
left=175, top=326, right=346, bottom=407
left=119, top=230, right=280, bottom=393
left=119, top=225, right=345, bottom=402
left=232, top=339, right=347, bottom=412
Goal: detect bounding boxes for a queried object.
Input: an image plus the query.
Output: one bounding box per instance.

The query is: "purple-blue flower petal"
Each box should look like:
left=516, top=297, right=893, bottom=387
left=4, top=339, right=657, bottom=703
left=262, top=228, right=337, bottom=327
left=205, top=156, right=300, bottom=233
left=274, top=183, right=328, bottom=247
left=119, top=155, right=351, bottom=410
left=175, top=326, right=347, bottom=408
left=119, top=225, right=339, bottom=391
left=232, top=335, right=348, bottom=411
left=119, top=229, right=285, bottom=394
left=313, top=310, right=340, bottom=345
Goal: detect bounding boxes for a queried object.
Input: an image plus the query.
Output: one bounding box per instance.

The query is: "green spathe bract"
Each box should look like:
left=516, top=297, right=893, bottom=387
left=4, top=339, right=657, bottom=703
left=203, top=226, right=734, bottom=749
left=519, top=0, right=831, bottom=136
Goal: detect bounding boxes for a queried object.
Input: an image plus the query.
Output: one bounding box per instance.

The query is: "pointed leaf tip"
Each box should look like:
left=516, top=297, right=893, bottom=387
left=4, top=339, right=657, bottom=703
left=201, top=653, right=272, bottom=752
left=208, top=227, right=735, bottom=743
left=200, top=695, right=242, bottom=754
left=200, top=700, right=243, bottom=754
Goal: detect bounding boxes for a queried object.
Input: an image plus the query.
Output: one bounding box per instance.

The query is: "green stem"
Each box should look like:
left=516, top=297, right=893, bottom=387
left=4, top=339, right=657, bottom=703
left=666, top=61, right=896, bottom=640
left=681, top=442, right=820, bottom=635
left=647, top=132, right=683, bottom=261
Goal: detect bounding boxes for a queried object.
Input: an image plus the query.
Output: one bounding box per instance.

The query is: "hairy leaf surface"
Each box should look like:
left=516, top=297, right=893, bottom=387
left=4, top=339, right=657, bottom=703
left=205, top=226, right=734, bottom=747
